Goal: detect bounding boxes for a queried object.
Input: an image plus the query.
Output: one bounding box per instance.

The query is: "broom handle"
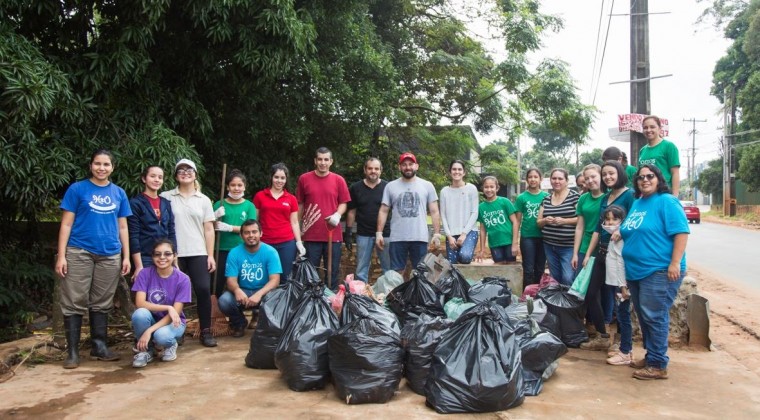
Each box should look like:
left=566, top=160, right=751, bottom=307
left=213, top=163, right=227, bottom=292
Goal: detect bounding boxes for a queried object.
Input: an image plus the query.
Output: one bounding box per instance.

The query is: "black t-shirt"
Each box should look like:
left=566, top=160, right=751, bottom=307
left=348, top=179, right=391, bottom=237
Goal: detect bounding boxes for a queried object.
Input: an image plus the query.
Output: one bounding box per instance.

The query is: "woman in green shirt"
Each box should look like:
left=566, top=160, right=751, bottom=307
left=572, top=164, right=605, bottom=278
left=515, top=168, right=549, bottom=286
left=212, top=169, right=257, bottom=297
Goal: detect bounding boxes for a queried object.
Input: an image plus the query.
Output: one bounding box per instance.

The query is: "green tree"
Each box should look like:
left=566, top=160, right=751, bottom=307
left=697, top=158, right=724, bottom=197
left=480, top=141, right=519, bottom=187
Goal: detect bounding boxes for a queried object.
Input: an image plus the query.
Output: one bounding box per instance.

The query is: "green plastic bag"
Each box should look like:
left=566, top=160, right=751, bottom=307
left=444, top=298, right=475, bottom=320
left=569, top=256, right=595, bottom=299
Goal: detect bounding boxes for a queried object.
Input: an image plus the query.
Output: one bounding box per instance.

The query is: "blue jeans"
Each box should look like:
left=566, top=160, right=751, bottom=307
left=354, top=235, right=390, bottom=282
left=544, top=244, right=574, bottom=286
left=618, top=297, right=632, bottom=354
left=490, top=245, right=516, bottom=263
left=304, top=241, right=342, bottom=290
left=520, top=237, right=546, bottom=286
left=628, top=270, right=684, bottom=369
left=270, top=240, right=297, bottom=283
left=218, top=289, right=259, bottom=329
left=389, top=241, right=428, bottom=272
left=445, top=231, right=478, bottom=264
left=602, top=284, right=616, bottom=324
left=131, top=308, right=185, bottom=350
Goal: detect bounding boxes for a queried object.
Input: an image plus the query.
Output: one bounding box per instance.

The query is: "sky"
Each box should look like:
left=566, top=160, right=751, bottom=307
left=476, top=0, right=732, bottom=174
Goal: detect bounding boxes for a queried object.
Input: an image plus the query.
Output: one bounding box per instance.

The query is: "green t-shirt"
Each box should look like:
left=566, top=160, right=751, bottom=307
left=515, top=190, right=548, bottom=238
left=638, top=139, right=680, bottom=187
left=625, top=164, right=637, bottom=188
left=575, top=192, right=604, bottom=254
left=213, top=199, right=257, bottom=250
left=478, top=196, right=517, bottom=248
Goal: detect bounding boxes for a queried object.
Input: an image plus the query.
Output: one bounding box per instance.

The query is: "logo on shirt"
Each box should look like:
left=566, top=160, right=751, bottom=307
left=482, top=209, right=506, bottom=227
left=148, top=287, right=168, bottom=305
left=241, top=211, right=247, bottom=221
left=525, top=202, right=540, bottom=219
left=640, top=158, right=656, bottom=166
left=398, top=191, right=420, bottom=218
left=89, top=194, right=117, bottom=212
left=239, top=260, right=264, bottom=283
left=622, top=209, right=646, bottom=230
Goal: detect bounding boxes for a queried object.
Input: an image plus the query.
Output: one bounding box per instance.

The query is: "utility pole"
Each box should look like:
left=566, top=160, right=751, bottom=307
left=630, top=0, right=650, bottom=165
left=683, top=117, right=707, bottom=201
left=723, top=87, right=736, bottom=216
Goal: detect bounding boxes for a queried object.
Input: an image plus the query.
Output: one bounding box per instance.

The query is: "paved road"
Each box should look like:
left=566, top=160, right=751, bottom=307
left=687, top=220, right=760, bottom=291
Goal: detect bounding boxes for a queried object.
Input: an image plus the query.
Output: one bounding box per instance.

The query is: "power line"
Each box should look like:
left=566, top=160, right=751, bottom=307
left=592, top=0, right=616, bottom=106
left=589, top=0, right=606, bottom=102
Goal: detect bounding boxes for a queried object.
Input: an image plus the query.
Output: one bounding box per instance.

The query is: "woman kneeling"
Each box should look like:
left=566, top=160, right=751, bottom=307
left=131, top=239, right=191, bottom=368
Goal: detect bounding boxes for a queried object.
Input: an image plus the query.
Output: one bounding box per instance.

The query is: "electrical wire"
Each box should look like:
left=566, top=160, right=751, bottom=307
left=589, top=0, right=606, bottom=103
left=592, top=0, right=616, bottom=106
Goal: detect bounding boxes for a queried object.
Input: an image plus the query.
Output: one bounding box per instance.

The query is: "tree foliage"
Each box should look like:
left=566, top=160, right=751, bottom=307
left=697, top=158, right=724, bottom=197
left=480, top=141, right=519, bottom=187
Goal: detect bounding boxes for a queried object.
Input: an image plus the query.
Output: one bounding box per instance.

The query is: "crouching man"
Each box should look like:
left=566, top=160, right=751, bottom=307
left=218, top=219, right=282, bottom=337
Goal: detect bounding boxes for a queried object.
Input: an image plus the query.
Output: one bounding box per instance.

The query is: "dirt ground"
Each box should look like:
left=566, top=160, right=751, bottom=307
left=2, top=226, right=760, bottom=418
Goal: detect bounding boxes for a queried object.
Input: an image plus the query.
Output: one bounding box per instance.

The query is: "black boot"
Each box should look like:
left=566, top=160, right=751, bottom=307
left=63, top=315, right=82, bottom=369
left=89, top=311, right=120, bottom=361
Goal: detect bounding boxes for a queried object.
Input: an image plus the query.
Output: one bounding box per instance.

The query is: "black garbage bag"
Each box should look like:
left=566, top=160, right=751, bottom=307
left=505, top=298, right=561, bottom=339
left=400, top=314, right=453, bottom=396
left=537, top=284, right=588, bottom=348
left=289, top=256, right=321, bottom=285
left=468, top=276, right=512, bottom=307
left=424, top=302, right=524, bottom=413
left=341, top=291, right=400, bottom=333
left=245, top=279, right=305, bottom=369
left=509, top=308, right=567, bottom=397
left=274, top=283, right=339, bottom=391
left=386, top=265, right=445, bottom=324
left=434, top=265, right=470, bottom=302
left=328, top=313, right=404, bottom=404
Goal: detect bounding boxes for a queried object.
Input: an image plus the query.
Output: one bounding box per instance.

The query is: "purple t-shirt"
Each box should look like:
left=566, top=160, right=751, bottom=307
left=131, top=266, right=192, bottom=323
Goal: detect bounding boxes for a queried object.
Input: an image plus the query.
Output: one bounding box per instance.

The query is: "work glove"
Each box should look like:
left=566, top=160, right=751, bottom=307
left=296, top=241, right=306, bottom=257
left=344, top=228, right=353, bottom=252
left=214, top=206, right=225, bottom=219
left=215, top=222, right=234, bottom=232
left=326, top=211, right=341, bottom=227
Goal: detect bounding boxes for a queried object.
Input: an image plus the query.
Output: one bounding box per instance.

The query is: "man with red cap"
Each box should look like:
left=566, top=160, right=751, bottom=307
left=376, top=152, right=441, bottom=273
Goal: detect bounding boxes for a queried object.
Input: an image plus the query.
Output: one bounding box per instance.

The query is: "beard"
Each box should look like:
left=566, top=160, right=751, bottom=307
left=402, top=169, right=416, bottom=179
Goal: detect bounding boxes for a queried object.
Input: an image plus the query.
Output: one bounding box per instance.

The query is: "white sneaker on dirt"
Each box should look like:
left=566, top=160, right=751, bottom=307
left=606, top=351, right=633, bottom=366
left=132, top=351, right=153, bottom=368
left=162, top=342, right=178, bottom=362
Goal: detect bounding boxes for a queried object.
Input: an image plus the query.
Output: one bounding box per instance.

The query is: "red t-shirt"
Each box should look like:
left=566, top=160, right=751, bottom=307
left=253, top=188, right=299, bottom=244
left=296, top=171, right=350, bottom=242
left=143, top=193, right=161, bottom=218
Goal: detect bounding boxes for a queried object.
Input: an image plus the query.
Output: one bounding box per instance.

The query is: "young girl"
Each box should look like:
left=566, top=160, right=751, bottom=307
left=603, top=205, right=633, bottom=366
left=128, top=165, right=176, bottom=281
left=477, top=176, right=519, bottom=264
left=440, top=160, right=479, bottom=264
left=515, top=168, right=548, bottom=286
left=131, top=239, right=192, bottom=368
left=55, top=149, right=131, bottom=369
left=213, top=169, right=257, bottom=297
left=160, top=159, right=217, bottom=347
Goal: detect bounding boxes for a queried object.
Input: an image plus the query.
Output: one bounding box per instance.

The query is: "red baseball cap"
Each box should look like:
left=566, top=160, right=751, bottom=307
left=399, top=152, right=417, bottom=164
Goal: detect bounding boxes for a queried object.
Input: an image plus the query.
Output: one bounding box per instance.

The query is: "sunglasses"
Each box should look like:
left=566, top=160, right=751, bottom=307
left=636, top=173, right=656, bottom=182
left=152, top=251, right=175, bottom=258
left=176, top=168, right=196, bottom=175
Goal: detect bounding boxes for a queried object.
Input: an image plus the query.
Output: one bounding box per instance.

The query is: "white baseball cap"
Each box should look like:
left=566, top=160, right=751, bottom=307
left=175, top=158, right=197, bottom=172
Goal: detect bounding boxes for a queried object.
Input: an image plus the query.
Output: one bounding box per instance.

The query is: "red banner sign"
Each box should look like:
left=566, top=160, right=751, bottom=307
left=617, top=114, right=669, bottom=137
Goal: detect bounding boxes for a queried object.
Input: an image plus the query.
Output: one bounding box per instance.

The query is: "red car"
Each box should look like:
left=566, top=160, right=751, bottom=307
left=680, top=201, right=701, bottom=224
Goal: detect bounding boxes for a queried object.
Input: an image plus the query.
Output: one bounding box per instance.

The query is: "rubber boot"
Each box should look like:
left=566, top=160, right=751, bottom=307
left=63, top=315, right=82, bottom=369
left=89, top=311, right=120, bottom=361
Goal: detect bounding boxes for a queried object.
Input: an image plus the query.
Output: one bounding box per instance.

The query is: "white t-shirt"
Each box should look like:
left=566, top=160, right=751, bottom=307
left=161, top=188, right=215, bottom=257
left=440, top=183, right=479, bottom=236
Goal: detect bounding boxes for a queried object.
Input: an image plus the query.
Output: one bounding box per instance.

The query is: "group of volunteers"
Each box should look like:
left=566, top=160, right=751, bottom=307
left=55, top=115, right=688, bottom=381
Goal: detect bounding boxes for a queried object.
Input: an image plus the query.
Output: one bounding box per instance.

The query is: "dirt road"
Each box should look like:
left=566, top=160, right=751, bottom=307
left=2, top=268, right=760, bottom=418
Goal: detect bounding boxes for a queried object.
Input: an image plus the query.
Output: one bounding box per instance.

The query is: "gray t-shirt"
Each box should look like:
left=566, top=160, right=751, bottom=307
left=382, top=177, right=438, bottom=242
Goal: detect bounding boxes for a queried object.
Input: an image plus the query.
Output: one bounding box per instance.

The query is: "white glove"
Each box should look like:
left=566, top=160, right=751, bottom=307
left=214, top=206, right=225, bottom=219
left=296, top=241, right=306, bottom=256
left=216, top=222, right=234, bottom=232
left=326, top=212, right=341, bottom=227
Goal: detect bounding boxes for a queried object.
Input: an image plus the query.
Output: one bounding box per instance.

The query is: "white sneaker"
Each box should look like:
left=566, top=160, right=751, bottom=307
left=132, top=351, right=153, bottom=368
left=162, top=341, right=178, bottom=362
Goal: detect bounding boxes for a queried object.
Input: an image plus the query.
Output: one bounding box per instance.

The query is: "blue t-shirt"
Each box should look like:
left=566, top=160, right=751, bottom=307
left=61, top=179, right=132, bottom=256
left=131, top=266, right=192, bottom=323
left=620, top=193, right=690, bottom=281
left=225, top=242, right=282, bottom=291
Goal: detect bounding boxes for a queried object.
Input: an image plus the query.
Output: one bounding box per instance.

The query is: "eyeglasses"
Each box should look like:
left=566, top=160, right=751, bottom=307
left=177, top=168, right=196, bottom=175
left=636, top=174, right=656, bottom=182
left=152, top=251, right=174, bottom=258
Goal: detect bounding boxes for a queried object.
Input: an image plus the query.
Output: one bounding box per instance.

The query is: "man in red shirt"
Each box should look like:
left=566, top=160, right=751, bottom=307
left=296, top=147, right=351, bottom=289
